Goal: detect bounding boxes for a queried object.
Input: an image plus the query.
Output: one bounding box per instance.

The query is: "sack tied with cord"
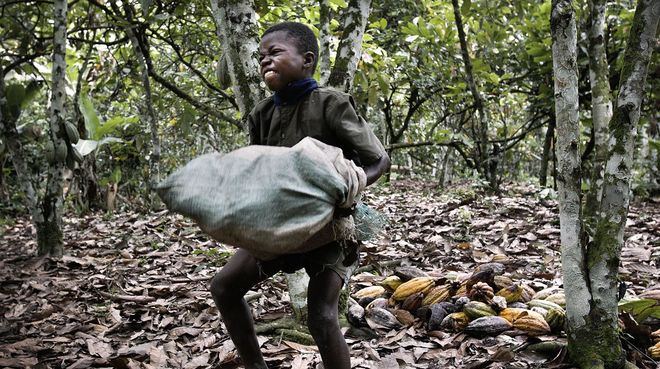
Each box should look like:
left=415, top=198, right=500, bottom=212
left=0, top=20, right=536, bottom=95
left=155, top=137, right=384, bottom=260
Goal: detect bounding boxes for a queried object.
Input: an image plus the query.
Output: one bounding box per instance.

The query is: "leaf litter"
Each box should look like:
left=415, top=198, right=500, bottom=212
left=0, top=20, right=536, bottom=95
left=0, top=180, right=658, bottom=368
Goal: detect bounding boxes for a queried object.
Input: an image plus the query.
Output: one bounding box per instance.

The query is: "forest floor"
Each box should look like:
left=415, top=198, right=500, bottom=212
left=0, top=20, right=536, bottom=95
left=1, top=180, right=658, bottom=369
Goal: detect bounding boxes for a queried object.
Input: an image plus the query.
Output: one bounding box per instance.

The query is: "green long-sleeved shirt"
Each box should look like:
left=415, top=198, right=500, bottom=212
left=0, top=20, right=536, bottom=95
left=248, top=87, right=386, bottom=166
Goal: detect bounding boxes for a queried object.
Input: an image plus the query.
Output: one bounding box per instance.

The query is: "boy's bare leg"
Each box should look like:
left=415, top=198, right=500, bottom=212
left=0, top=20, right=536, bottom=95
left=210, top=249, right=273, bottom=369
left=307, top=269, right=350, bottom=369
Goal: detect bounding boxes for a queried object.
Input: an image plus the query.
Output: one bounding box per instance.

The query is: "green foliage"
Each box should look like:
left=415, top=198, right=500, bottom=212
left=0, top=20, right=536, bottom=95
left=1, top=0, right=654, bottom=208
left=618, top=299, right=660, bottom=322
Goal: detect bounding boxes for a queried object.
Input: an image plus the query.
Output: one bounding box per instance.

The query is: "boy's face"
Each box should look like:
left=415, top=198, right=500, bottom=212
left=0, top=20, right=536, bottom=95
left=259, top=30, right=315, bottom=92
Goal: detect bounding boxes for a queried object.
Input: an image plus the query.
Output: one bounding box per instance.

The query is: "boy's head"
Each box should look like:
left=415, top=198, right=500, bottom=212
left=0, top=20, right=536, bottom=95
left=259, top=22, right=318, bottom=92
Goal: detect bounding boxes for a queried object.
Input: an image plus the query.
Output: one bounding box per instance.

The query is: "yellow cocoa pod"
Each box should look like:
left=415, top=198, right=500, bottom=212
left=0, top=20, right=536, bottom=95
left=545, top=293, right=566, bottom=307
left=392, top=277, right=434, bottom=301
left=531, top=286, right=561, bottom=300
left=527, top=299, right=564, bottom=312
left=513, top=310, right=551, bottom=336
left=380, top=275, right=403, bottom=292
left=454, top=282, right=468, bottom=298
left=520, top=284, right=536, bottom=303
left=422, top=285, right=451, bottom=306
left=496, top=284, right=523, bottom=304
left=648, top=342, right=660, bottom=359
left=499, top=308, right=529, bottom=324
left=353, top=285, right=386, bottom=300
left=440, top=312, right=469, bottom=332
left=545, top=307, right=566, bottom=331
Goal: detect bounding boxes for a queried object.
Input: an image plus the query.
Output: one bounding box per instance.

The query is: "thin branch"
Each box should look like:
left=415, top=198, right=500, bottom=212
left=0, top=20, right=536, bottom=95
left=147, top=28, right=237, bottom=108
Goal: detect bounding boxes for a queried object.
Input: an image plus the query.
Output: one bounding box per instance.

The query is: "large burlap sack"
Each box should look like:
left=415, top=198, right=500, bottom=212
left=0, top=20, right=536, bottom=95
left=155, top=137, right=366, bottom=259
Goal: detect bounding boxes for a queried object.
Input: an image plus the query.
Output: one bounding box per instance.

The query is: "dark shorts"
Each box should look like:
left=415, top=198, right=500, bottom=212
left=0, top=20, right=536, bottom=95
left=256, top=240, right=360, bottom=284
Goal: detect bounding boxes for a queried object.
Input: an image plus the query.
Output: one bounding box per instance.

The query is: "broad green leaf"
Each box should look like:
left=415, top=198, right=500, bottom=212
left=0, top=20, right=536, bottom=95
left=110, top=166, right=122, bottom=184
left=486, top=73, right=500, bottom=84
left=649, top=139, right=660, bottom=151
left=79, top=95, right=101, bottom=140
left=379, top=18, right=387, bottom=29
left=21, top=81, right=41, bottom=108
left=329, top=0, right=347, bottom=10
left=96, top=116, right=137, bottom=139
left=368, top=85, right=378, bottom=106
left=6, top=84, right=26, bottom=107
left=461, top=0, right=472, bottom=16
left=619, top=299, right=660, bottom=322
left=354, top=70, right=369, bottom=90
left=376, top=74, right=390, bottom=96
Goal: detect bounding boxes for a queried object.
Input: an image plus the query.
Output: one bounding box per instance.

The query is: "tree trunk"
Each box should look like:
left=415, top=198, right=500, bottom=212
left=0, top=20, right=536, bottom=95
left=326, top=0, right=371, bottom=91
left=209, top=0, right=265, bottom=119
left=318, top=0, right=333, bottom=86
left=552, top=0, right=659, bottom=367
left=38, top=0, right=68, bottom=257
left=584, top=0, right=613, bottom=216
left=585, top=1, right=658, bottom=366
left=540, top=115, right=556, bottom=187
left=121, top=3, right=161, bottom=205
left=451, top=0, right=494, bottom=188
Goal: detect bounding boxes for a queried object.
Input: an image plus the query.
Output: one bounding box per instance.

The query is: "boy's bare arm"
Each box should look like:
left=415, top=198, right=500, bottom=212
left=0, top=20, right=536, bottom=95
left=363, top=152, right=391, bottom=186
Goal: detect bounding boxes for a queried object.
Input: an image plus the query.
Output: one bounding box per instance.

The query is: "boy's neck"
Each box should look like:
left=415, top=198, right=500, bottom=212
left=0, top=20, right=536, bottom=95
left=273, top=78, right=318, bottom=107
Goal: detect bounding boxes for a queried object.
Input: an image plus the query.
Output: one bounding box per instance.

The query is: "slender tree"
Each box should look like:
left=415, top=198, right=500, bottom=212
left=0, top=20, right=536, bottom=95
left=451, top=0, right=495, bottom=188
left=584, top=0, right=613, bottom=214
left=325, top=0, right=372, bottom=91
left=38, top=0, right=69, bottom=256
left=552, top=0, right=659, bottom=367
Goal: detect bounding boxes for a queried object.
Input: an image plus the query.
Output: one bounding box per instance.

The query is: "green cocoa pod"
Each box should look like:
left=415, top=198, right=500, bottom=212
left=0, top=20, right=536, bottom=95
left=44, top=141, right=55, bottom=163
left=55, top=141, right=67, bottom=162
left=66, top=152, right=76, bottom=170
left=69, top=145, right=84, bottom=163
left=464, top=301, right=497, bottom=320
left=216, top=54, right=232, bottom=89
left=64, top=122, right=80, bottom=144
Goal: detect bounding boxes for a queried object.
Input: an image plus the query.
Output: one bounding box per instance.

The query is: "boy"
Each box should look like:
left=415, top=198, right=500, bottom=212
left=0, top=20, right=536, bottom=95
left=209, top=22, right=390, bottom=369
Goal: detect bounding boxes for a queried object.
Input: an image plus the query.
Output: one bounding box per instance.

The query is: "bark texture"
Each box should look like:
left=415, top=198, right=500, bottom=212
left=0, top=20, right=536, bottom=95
left=120, top=3, right=161, bottom=200
left=210, top=0, right=265, bottom=119
left=551, top=0, right=594, bottom=365
left=540, top=115, right=556, bottom=187
left=39, top=0, right=68, bottom=257
left=586, top=1, right=659, bottom=365
left=552, top=0, right=659, bottom=367
left=318, top=0, right=332, bottom=85
left=585, top=0, right=613, bottom=217
left=326, top=0, right=371, bottom=91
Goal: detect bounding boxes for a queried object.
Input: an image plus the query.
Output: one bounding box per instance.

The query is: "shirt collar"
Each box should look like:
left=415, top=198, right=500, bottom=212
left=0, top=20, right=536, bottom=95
left=273, top=78, right=319, bottom=107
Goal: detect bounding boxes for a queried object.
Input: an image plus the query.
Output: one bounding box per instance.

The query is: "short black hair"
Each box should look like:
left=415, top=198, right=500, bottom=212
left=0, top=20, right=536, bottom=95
left=263, top=22, right=318, bottom=70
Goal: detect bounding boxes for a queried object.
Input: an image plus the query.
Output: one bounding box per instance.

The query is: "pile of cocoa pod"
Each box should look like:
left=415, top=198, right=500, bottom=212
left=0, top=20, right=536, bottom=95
left=348, top=262, right=567, bottom=337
